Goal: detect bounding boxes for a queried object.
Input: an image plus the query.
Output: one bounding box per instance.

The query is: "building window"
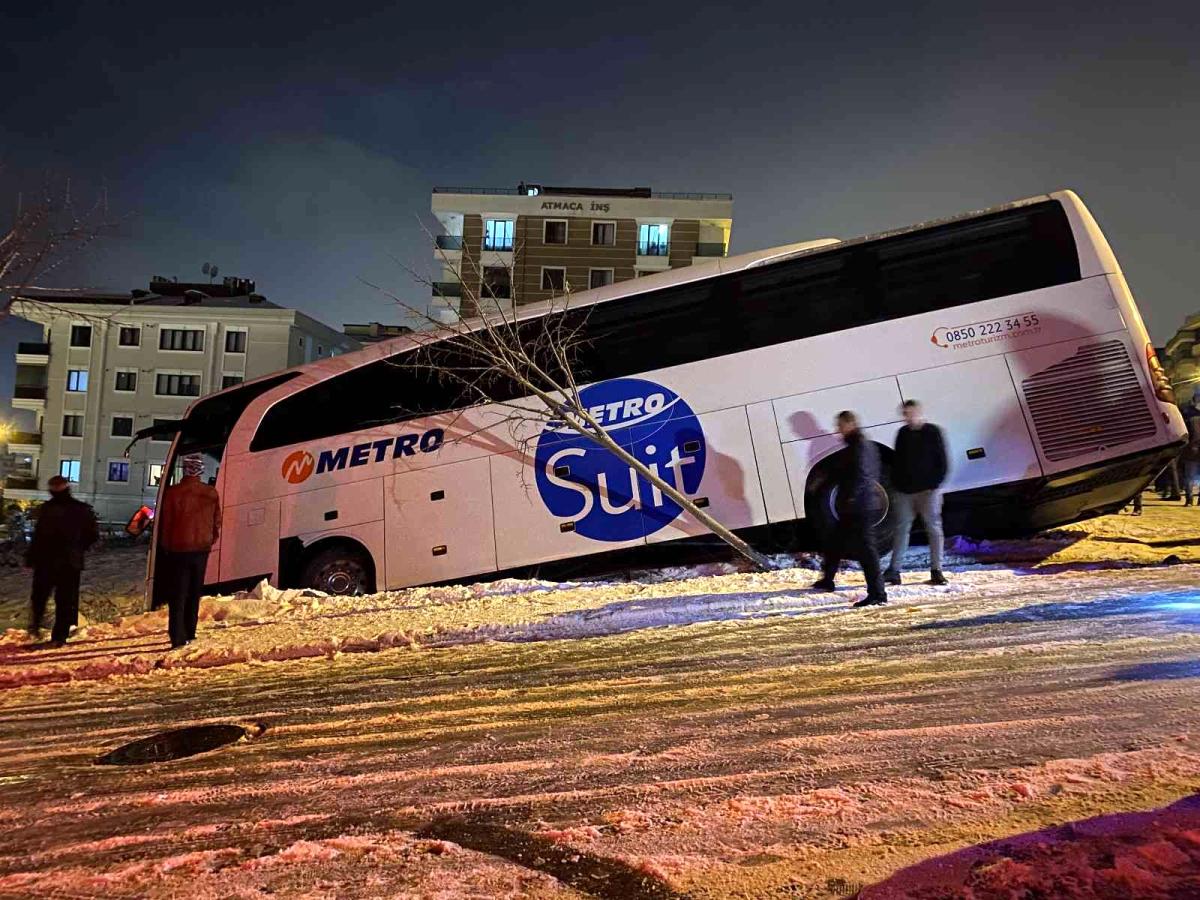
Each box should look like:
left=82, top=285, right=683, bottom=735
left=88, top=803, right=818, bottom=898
left=222, top=374, right=244, bottom=389
left=483, top=266, right=511, bottom=300
left=114, top=370, right=138, bottom=392
left=111, top=415, right=134, bottom=438
left=155, top=373, right=201, bottom=397
left=58, top=459, right=81, bottom=482
left=638, top=223, right=670, bottom=256
left=147, top=463, right=165, bottom=487
left=70, top=325, right=92, bottom=347
left=541, top=267, right=566, bottom=292
left=543, top=219, right=568, bottom=245
left=588, top=269, right=614, bottom=290
left=66, top=369, right=88, bottom=392
left=118, top=326, right=141, bottom=347
left=224, top=330, right=247, bottom=353
left=591, top=221, right=616, bottom=246
left=483, top=219, right=514, bottom=251
left=62, top=415, right=84, bottom=437
left=159, top=328, right=205, bottom=351
left=107, top=460, right=130, bottom=483
left=317, top=344, right=324, bottom=356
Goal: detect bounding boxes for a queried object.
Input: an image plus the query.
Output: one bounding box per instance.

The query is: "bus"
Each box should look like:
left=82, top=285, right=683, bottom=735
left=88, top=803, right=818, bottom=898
left=141, top=191, right=1186, bottom=597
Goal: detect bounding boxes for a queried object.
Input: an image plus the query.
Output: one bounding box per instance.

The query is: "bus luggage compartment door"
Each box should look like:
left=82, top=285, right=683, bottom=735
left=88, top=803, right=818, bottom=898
left=383, top=458, right=497, bottom=588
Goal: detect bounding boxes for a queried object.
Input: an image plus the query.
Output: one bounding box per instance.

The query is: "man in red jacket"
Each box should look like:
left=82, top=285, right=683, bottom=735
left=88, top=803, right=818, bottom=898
left=157, top=455, right=221, bottom=648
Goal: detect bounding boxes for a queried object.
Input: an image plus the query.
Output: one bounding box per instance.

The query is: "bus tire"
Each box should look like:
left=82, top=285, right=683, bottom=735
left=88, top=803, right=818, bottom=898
left=299, top=543, right=375, bottom=596
left=805, top=452, right=896, bottom=556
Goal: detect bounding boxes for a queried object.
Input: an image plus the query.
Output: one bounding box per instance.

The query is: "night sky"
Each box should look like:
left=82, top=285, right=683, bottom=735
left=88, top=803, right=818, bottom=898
left=3, top=0, right=1199, bottom=422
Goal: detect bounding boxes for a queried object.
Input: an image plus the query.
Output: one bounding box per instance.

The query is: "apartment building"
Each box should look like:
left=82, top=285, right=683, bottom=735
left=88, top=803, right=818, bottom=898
left=7, top=277, right=359, bottom=521
left=1164, top=313, right=1200, bottom=409
left=430, top=183, right=733, bottom=316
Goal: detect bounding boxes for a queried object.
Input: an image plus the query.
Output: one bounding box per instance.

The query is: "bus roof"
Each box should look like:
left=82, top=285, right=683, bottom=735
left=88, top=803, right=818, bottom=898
left=190, top=191, right=1067, bottom=417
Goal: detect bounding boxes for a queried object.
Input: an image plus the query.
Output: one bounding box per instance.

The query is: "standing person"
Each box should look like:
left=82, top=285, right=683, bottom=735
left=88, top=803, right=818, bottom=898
left=24, top=476, right=99, bottom=646
left=157, top=455, right=221, bottom=648
left=812, top=411, right=889, bottom=608
left=884, top=400, right=950, bottom=586
left=1182, top=400, right=1200, bottom=507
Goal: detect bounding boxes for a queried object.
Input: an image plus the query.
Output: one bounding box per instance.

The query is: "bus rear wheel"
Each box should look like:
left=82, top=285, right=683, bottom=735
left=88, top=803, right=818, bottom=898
left=299, top=545, right=374, bottom=596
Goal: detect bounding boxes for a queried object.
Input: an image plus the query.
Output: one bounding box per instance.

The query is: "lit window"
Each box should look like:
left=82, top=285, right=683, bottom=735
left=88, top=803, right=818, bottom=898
left=148, top=463, right=165, bottom=487
left=543, top=220, right=568, bottom=245
left=484, top=219, right=514, bottom=251
left=589, top=269, right=614, bottom=289
left=637, top=223, right=670, bottom=256
left=107, top=461, right=130, bottom=483
left=58, top=459, right=81, bottom=482
left=66, top=369, right=89, bottom=392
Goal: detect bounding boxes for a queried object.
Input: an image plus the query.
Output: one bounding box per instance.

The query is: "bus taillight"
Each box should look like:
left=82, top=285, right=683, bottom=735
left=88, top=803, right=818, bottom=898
left=1146, top=343, right=1175, bottom=403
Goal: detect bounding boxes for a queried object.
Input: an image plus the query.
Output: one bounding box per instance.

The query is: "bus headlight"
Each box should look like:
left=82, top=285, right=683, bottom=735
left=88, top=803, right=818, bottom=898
left=1146, top=343, right=1175, bottom=404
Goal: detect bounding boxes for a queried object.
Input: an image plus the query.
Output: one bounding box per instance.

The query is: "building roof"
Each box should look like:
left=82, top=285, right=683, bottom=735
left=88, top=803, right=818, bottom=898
left=15, top=286, right=284, bottom=310
left=432, top=185, right=732, bottom=201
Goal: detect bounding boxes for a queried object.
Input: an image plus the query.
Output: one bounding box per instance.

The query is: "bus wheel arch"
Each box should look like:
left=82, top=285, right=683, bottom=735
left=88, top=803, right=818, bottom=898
left=803, top=443, right=897, bottom=553
left=293, top=537, right=377, bottom=596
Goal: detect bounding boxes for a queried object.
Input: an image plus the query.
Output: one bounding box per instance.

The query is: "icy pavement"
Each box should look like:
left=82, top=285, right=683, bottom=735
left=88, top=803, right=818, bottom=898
left=0, top=501, right=1197, bottom=897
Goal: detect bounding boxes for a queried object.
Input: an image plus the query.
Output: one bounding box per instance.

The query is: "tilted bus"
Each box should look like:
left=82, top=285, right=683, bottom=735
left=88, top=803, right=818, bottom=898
left=139, top=191, right=1186, bottom=596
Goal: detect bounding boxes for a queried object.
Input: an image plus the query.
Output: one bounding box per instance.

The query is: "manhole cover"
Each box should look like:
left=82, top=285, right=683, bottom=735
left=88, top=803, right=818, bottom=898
left=95, top=723, right=257, bottom=766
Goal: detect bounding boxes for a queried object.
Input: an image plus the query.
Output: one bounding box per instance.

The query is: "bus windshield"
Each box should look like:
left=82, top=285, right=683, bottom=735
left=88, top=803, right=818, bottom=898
left=162, top=372, right=300, bottom=487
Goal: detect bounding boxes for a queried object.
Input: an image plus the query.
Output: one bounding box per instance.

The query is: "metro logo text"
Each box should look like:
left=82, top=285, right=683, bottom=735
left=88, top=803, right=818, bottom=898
left=279, top=428, right=445, bottom=484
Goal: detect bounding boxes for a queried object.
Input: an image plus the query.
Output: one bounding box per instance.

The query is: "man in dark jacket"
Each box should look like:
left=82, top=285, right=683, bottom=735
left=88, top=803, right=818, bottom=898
left=812, top=410, right=888, bottom=608
left=157, top=455, right=221, bottom=648
left=25, top=475, right=99, bottom=646
left=884, top=400, right=950, bottom=585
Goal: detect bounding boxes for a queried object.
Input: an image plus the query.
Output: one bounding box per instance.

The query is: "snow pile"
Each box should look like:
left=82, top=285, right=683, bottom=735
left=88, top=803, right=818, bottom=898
left=862, top=793, right=1200, bottom=899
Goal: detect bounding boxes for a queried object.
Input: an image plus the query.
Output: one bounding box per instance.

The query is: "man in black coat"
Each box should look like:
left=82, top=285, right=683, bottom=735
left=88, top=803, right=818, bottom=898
left=812, top=410, right=889, bottom=607
left=25, top=476, right=99, bottom=646
left=884, top=399, right=950, bottom=586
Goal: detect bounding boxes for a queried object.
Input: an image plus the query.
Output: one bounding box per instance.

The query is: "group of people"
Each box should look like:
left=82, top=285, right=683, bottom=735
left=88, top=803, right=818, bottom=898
left=23, top=455, right=221, bottom=649
left=811, top=399, right=949, bottom=608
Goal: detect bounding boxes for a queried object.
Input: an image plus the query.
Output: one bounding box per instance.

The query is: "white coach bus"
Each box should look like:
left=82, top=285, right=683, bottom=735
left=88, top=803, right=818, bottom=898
left=142, top=191, right=1185, bottom=597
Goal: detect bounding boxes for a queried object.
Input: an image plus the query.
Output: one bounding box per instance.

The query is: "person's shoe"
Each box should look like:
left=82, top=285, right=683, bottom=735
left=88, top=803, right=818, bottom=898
left=27, top=626, right=42, bottom=642
left=852, top=595, right=888, bottom=608
left=170, top=640, right=189, bottom=650
left=48, top=639, right=66, bottom=649
left=928, top=570, right=948, bottom=586
left=883, top=570, right=902, bottom=586
left=810, top=577, right=837, bottom=592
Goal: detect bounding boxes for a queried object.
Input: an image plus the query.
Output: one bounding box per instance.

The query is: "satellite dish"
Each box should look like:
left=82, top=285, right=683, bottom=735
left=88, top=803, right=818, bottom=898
left=202, top=262, right=211, bottom=275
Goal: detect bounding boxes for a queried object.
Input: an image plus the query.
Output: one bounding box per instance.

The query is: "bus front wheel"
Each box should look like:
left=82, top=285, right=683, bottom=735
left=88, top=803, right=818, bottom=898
left=805, top=455, right=897, bottom=556
left=300, top=544, right=375, bottom=596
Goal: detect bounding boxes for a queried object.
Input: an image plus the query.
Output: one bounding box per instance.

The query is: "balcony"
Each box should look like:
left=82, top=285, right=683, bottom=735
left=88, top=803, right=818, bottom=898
left=12, top=384, right=47, bottom=412
left=432, top=281, right=463, bottom=298
left=694, top=242, right=726, bottom=257
left=3, top=476, right=38, bottom=492
left=435, top=235, right=463, bottom=252
left=7, top=431, right=41, bottom=455
left=15, top=342, right=50, bottom=365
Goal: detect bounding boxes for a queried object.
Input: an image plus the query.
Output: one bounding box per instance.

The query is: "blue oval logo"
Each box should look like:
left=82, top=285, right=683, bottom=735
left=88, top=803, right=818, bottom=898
left=534, top=378, right=706, bottom=541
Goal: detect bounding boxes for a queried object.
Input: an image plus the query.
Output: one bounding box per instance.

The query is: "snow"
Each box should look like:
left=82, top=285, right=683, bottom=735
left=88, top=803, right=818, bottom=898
left=0, top=498, right=1197, bottom=896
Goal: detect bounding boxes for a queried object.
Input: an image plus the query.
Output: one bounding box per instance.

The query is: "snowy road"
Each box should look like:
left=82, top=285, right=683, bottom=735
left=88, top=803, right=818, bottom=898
left=0, top=509, right=1199, bottom=897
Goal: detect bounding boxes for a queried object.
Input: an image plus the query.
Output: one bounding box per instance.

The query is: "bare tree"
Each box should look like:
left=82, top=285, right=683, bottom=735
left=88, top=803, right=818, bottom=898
left=1, top=175, right=111, bottom=320
left=364, top=228, right=773, bottom=572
